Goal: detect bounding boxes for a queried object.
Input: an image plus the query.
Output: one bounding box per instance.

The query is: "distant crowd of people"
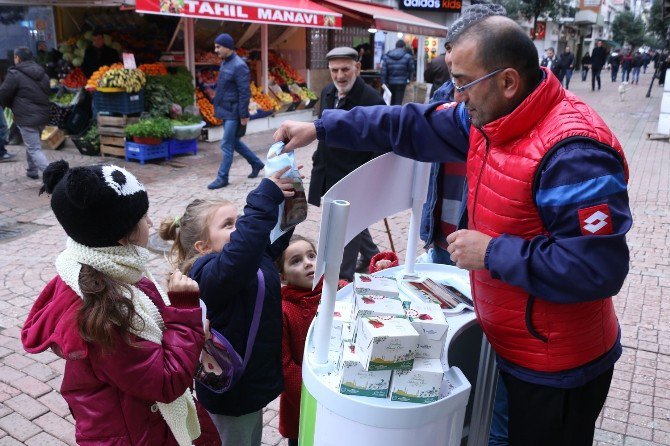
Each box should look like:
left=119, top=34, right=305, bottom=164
left=540, top=41, right=668, bottom=91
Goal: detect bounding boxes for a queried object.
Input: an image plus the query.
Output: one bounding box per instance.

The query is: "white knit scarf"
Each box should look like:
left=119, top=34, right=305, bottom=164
left=55, top=238, right=200, bottom=446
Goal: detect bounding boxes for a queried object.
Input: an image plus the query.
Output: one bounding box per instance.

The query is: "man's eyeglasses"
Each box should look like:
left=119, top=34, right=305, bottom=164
left=453, top=68, right=505, bottom=94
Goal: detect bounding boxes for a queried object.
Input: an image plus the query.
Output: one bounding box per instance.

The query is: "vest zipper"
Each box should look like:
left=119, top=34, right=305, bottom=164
left=471, top=129, right=491, bottom=229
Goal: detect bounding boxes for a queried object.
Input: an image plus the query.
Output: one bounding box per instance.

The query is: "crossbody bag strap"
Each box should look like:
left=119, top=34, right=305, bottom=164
left=241, top=269, right=265, bottom=369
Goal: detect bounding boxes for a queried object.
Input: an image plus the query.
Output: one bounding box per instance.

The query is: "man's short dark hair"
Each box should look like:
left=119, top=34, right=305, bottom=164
left=92, top=29, right=104, bottom=37
left=14, top=47, right=33, bottom=62
left=456, top=17, right=541, bottom=90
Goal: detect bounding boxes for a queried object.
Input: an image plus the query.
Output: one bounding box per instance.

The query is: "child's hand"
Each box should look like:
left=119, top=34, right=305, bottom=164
left=168, top=270, right=199, bottom=293
left=375, top=259, right=393, bottom=270
left=268, top=166, right=296, bottom=198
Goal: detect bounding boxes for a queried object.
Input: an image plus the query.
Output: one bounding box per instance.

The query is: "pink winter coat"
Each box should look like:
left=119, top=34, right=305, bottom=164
left=21, top=276, right=221, bottom=446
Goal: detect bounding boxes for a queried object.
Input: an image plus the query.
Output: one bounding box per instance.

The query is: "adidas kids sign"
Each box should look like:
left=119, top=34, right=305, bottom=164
left=40, top=160, right=149, bottom=247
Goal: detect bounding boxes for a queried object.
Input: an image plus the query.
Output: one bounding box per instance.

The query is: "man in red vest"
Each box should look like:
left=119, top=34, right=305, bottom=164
left=273, top=15, right=631, bottom=446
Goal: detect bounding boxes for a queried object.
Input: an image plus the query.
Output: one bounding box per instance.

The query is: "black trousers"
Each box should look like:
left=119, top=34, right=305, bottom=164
left=339, top=228, right=379, bottom=281
left=501, top=366, right=613, bottom=446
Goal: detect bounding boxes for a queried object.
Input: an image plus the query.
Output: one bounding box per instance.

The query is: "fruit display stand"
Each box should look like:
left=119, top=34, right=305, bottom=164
left=98, top=115, right=139, bottom=158
left=298, top=152, right=499, bottom=446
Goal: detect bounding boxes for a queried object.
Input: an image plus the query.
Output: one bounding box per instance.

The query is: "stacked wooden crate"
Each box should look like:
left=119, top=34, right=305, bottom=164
left=97, top=115, right=139, bottom=158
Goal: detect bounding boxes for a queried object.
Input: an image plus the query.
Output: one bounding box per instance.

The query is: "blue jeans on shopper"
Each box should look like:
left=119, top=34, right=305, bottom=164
left=0, top=107, right=7, bottom=156
left=216, top=119, right=263, bottom=182
left=489, top=376, right=510, bottom=446
left=632, top=67, right=641, bottom=84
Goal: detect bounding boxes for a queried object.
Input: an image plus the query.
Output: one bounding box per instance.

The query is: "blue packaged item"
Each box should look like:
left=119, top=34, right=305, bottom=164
left=265, top=141, right=307, bottom=242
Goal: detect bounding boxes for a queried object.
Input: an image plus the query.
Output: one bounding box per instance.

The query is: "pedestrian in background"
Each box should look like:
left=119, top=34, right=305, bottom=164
left=557, top=46, right=575, bottom=89
left=608, top=50, right=621, bottom=82
left=208, top=33, right=264, bottom=190
left=631, top=51, right=643, bottom=85
left=540, top=47, right=558, bottom=74
left=424, top=50, right=451, bottom=99
left=581, top=51, right=591, bottom=82
left=22, top=161, right=220, bottom=446
left=310, top=47, right=385, bottom=280
left=591, top=40, right=608, bottom=91
left=381, top=39, right=414, bottom=105
left=620, top=50, right=633, bottom=83
left=0, top=47, right=50, bottom=179
left=81, top=30, right=121, bottom=77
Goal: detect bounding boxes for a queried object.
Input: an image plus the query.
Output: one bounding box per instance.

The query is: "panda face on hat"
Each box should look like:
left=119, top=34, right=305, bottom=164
left=101, top=165, right=145, bottom=197
left=43, top=161, right=150, bottom=248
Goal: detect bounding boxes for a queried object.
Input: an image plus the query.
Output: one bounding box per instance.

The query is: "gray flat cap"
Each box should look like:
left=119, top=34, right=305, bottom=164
left=446, top=2, right=507, bottom=45
left=326, top=47, right=359, bottom=61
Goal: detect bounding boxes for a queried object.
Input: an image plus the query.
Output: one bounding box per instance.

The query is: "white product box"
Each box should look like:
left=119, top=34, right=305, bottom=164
left=353, top=294, right=406, bottom=320
left=338, top=343, right=392, bottom=398
left=355, top=316, right=419, bottom=371
left=390, top=358, right=444, bottom=404
left=329, top=301, right=354, bottom=352
left=354, top=273, right=400, bottom=298
left=405, top=302, right=449, bottom=359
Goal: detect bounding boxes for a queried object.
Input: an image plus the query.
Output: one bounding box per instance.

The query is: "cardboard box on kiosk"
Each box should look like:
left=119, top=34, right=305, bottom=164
left=338, top=342, right=392, bottom=398
left=355, top=316, right=419, bottom=371
left=405, top=302, right=449, bottom=359
left=390, top=358, right=445, bottom=404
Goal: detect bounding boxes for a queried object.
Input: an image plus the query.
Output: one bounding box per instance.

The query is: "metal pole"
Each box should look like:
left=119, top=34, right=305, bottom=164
left=466, top=339, right=498, bottom=446
left=313, top=200, right=350, bottom=365
left=261, top=24, right=269, bottom=93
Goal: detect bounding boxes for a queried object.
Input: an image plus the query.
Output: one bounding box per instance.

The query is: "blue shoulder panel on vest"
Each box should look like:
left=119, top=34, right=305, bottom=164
left=536, top=172, right=626, bottom=207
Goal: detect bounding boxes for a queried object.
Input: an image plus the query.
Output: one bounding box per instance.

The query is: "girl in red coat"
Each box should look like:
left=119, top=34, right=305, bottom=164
left=276, top=235, right=398, bottom=445
left=21, top=161, right=219, bottom=446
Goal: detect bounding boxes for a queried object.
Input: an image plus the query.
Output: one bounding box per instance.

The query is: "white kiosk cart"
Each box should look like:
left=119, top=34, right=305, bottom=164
left=298, top=154, right=498, bottom=446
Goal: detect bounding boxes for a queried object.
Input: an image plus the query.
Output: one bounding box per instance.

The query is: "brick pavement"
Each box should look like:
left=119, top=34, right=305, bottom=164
left=0, top=68, right=667, bottom=445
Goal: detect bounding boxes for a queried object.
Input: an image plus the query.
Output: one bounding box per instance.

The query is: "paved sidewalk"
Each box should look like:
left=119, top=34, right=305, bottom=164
left=0, top=68, right=668, bottom=445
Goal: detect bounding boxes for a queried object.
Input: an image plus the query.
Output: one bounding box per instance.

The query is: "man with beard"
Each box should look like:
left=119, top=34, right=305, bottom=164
left=309, top=47, right=385, bottom=280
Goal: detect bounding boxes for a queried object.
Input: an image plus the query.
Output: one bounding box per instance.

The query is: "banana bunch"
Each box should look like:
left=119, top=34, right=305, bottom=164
left=99, top=69, right=147, bottom=93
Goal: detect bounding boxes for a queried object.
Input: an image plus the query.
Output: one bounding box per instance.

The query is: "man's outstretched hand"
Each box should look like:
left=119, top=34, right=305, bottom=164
left=273, top=120, right=318, bottom=152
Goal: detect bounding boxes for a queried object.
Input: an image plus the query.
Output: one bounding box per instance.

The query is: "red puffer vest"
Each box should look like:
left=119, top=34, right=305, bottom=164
left=467, top=68, right=628, bottom=372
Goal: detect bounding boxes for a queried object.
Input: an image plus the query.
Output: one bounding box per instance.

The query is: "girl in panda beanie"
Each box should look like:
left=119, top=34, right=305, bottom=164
left=21, top=160, right=220, bottom=446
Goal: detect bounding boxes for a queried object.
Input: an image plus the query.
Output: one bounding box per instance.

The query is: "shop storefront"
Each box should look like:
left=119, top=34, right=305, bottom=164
left=135, top=0, right=343, bottom=132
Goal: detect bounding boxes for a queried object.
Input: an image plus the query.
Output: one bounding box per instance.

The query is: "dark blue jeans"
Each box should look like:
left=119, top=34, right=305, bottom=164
left=0, top=107, right=6, bottom=156
left=216, top=119, right=263, bottom=181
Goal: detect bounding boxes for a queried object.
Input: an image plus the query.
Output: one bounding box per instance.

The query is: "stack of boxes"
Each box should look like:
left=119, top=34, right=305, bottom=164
left=332, top=274, right=450, bottom=404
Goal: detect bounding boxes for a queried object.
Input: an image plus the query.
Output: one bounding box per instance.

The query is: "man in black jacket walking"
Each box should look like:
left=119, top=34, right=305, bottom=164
left=309, top=47, right=386, bottom=280
left=0, top=47, right=50, bottom=179
left=591, top=40, right=608, bottom=91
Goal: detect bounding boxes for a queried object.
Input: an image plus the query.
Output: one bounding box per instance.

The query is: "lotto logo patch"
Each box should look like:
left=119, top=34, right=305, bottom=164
left=578, top=204, right=613, bottom=235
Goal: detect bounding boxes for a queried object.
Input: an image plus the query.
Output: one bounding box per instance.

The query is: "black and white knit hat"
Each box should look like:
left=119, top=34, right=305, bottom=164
left=40, top=160, right=149, bottom=247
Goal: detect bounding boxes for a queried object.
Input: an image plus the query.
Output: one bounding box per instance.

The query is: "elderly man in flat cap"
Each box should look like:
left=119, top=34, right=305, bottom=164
left=308, top=47, right=386, bottom=281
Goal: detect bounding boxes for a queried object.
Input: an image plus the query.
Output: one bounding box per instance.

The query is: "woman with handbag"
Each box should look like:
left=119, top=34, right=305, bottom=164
left=160, top=167, right=297, bottom=446
left=22, top=161, right=220, bottom=445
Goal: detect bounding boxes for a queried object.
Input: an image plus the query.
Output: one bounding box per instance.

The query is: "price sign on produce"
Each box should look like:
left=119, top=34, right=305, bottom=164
left=136, top=0, right=342, bottom=29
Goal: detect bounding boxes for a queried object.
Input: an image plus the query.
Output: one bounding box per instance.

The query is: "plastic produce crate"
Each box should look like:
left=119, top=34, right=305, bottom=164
left=94, top=91, right=145, bottom=115
left=125, top=140, right=169, bottom=164
left=168, top=138, right=197, bottom=157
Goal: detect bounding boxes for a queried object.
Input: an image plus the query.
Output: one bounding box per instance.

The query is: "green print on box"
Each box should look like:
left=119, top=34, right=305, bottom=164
left=355, top=316, right=419, bottom=372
